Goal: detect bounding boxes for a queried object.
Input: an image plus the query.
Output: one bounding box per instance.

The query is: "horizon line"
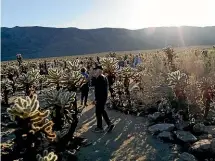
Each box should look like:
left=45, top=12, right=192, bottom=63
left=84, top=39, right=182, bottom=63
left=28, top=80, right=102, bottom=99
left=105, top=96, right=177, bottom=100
left=1, top=25, right=215, bottom=30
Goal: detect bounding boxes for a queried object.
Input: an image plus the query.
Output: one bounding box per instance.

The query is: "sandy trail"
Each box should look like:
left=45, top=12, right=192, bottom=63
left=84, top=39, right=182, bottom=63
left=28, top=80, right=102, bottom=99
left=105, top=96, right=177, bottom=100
left=75, top=105, right=180, bottom=161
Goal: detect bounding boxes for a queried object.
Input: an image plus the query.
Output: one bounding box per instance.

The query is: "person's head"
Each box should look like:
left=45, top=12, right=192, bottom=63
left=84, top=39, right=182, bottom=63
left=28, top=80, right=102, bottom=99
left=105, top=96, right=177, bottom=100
left=81, top=67, right=86, bottom=73
left=95, top=65, right=103, bottom=77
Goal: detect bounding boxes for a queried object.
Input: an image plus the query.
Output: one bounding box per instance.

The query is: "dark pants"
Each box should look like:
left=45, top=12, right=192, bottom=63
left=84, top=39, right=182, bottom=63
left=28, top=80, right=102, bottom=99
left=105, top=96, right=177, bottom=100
left=81, top=90, right=89, bottom=105
left=96, top=100, right=111, bottom=129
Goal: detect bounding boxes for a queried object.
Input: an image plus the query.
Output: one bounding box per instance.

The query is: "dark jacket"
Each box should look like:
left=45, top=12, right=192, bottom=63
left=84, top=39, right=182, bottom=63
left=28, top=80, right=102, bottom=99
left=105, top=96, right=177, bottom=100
left=94, top=74, right=108, bottom=102
left=80, top=72, right=89, bottom=92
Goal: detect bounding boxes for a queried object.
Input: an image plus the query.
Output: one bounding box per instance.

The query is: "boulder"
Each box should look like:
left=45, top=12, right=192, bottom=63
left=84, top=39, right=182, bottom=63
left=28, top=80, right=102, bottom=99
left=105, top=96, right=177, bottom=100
left=148, top=112, right=164, bottom=122
left=193, top=123, right=205, bottom=133
left=174, top=130, right=197, bottom=143
left=197, top=134, right=213, bottom=140
left=148, top=123, right=175, bottom=134
left=190, top=139, right=212, bottom=153
left=175, top=121, right=190, bottom=130
left=178, top=152, right=197, bottom=161
left=157, top=131, right=174, bottom=141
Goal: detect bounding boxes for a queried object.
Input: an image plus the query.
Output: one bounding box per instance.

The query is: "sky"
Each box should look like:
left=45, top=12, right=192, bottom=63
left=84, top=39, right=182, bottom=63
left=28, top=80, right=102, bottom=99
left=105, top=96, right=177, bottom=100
left=1, top=0, right=215, bottom=29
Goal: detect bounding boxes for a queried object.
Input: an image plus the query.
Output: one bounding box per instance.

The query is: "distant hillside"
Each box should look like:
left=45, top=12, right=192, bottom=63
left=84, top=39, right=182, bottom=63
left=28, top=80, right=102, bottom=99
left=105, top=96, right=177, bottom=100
left=1, top=26, right=215, bottom=61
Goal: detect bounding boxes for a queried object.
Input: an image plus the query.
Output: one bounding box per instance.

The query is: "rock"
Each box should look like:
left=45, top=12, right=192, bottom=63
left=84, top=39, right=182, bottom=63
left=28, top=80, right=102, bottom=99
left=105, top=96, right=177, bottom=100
left=148, top=123, right=175, bottom=134
left=178, top=152, right=197, bottom=161
left=175, top=121, right=190, bottom=130
left=197, top=134, right=213, bottom=140
left=174, top=130, right=197, bottom=143
left=157, top=131, right=174, bottom=141
left=193, top=123, right=206, bottom=133
left=190, top=139, right=212, bottom=153
left=148, top=112, right=163, bottom=122
left=211, top=138, right=215, bottom=154
left=204, top=126, right=215, bottom=137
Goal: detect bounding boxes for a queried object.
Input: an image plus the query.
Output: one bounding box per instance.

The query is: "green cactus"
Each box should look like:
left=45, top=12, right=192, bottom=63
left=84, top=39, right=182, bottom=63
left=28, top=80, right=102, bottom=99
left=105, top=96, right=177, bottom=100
left=41, top=88, right=76, bottom=130
left=38, top=75, right=48, bottom=91
left=167, top=70, right=189, bottom=119
left=17, top=69, right=40, bottom=95
left=27, top=62, right=38, bottom=70
left=46, top=68, right=63, bottom=90
left=36, top=150, right=58, bottom=161
left=119, top=67, right=136, bottom=79
left=7, top=94, right=56, bottom=141
left=61, top=70, right=86, bottom=92
left=100, top=57, right=118, bottom=74
left=64, top=59, right=81, bottom=73
left=167, top=70, right=188, bottom=88
left=1, top=78, right=13, bottom=105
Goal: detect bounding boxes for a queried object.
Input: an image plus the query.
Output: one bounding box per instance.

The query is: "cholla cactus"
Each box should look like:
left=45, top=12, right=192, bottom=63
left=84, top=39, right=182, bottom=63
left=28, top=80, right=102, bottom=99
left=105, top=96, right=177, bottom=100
left=163, top=47, right=174, bottom=62
left=19, top=63, right=28, bottom=73
left=66, top=59, right=81, bottom=71
left=61, top=70, right=86, bottom=92
left=107, top=52, right=116, bottom=58
left=7, top=94, right=56, bottom=141
left=111, top=81, right=125, bottom=108
left=1, top=78, right=13, bottom=105
left=132, top=72, right=142, bottom=83
left=100, top=57, right=118, bottom=74
left=163, top=47, right=176, bottom=71
left=36, top=150, right=58, bottom=161
left=38, top=75, right=48, bottom=91
left=46, top=68, right=63, bottom=90
left=167, top=70, right=188, bottom=100
left=17, top=69, right=40, bottom=95
left=41, top=88, right=76, bottom=109
left=118, top=67, right=136, bottom=78
left=168, top=70, right=188, bottom=87
left=6, top=65, right=20, bottom=76
left=41, top=88, right=76, bottom=130
left=27, top=62, right=38, bottom=70
left=197, top=78, right=215, bottom=118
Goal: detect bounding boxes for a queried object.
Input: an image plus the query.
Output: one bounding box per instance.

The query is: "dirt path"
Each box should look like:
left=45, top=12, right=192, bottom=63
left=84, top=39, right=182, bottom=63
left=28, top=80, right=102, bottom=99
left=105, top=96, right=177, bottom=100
left=76, top=105, right=181, bottom=161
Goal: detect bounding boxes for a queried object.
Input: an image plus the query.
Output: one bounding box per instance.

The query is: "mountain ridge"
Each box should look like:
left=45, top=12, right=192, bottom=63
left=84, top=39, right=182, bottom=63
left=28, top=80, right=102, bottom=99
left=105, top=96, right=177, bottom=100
left=1, top=26, right=215, bottom=61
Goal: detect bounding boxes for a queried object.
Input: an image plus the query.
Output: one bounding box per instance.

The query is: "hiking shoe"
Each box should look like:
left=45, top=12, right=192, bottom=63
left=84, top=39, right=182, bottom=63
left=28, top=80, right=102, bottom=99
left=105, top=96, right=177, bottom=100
left=92, top=127, right=104, bottom=133
left=107, top=124, right=115, bottom=133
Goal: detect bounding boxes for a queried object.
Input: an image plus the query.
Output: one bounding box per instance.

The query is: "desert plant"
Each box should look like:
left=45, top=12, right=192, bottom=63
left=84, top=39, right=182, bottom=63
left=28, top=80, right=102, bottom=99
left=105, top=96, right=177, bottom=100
left=61, top=70, right=86, bottom=92
left=17, top=69, right=40, bottom=95
left=65, top=59, right=81, bottom=71
left=41, top=88, right=76, bottom=131
left=163, top=47, right=176, bottom=71
left=36, top=150, right=58, bottom=161
left=100, top=57, right=118, bottom=75
left=46, top=68, right=63, bottom=90
left=1, top=78, right=13, bottom=105
left=197, top=77, right=215, bottom=119
left=167, top=70, right=189, bottom=120
left=40, top=88, right=82, bottom=151
left=7, top=94, right=56, bottom=160
left=38, top=75, right=48, bottom=91
left=6, top=65, right=20, bottom=93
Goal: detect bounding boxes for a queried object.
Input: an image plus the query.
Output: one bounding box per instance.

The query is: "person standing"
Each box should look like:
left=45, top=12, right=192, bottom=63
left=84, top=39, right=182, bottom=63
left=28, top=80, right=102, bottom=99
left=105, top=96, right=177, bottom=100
left=16, top=53, right=22, bottom=66
left=80, top=67, right=90, bottom=106
left=93, top=65, right=114, bottom=133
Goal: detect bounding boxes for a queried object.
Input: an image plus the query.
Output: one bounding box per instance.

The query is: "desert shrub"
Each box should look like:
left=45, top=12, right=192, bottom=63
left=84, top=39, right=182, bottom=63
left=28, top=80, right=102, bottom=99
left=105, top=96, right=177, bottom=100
left=1, top=78, right=13, bottom=105
left=6, top=94, right=56, bottom=160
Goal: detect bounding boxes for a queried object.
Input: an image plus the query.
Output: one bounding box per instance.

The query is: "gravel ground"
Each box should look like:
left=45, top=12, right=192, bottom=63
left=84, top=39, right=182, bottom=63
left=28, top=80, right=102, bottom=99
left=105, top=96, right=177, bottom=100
left=76, top=105, right=181, bottom=161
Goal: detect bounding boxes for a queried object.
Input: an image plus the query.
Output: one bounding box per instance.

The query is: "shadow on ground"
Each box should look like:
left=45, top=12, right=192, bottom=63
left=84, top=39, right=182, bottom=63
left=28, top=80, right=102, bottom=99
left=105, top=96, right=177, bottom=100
left=76, top=105, right=180, bottom=161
